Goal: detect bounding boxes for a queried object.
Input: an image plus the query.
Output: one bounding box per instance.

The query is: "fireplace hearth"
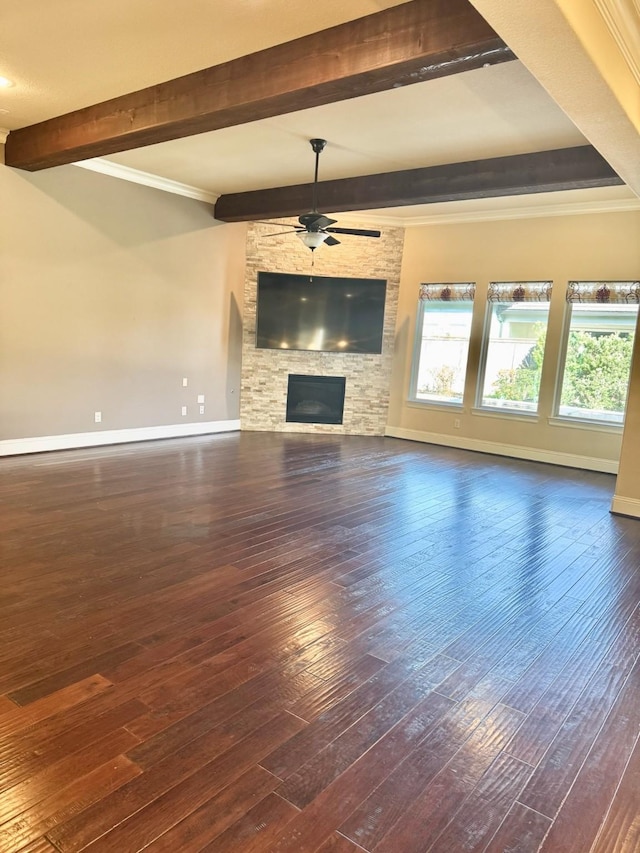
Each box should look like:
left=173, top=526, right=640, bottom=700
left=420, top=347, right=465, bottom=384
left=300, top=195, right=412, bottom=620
left=286, top=374, right=346, bottom=425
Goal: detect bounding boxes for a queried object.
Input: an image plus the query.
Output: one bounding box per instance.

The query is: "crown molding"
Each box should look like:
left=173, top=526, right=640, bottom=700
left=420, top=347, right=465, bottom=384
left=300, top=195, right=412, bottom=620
left=69, top=157, right=639, bottom=226
left=73, top=158, right=220, bottom=205
left=334, top=196, right=640, bottom=228
left=0, top=128, right=9, bottom=145
left=593, top=0, right=640, bottom=86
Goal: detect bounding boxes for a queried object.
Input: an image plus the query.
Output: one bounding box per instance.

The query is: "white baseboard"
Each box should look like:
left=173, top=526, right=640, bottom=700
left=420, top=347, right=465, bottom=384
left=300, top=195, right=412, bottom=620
left=0, top=420, right=240, bottom=457
left=610, top=495, right=640, bottom=518
left=384, top=426, right=619, bottom=474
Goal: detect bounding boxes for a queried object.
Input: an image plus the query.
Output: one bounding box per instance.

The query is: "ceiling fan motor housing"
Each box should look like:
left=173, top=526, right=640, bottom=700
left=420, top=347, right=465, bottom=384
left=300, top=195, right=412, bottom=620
left=298, top=212, right=336, bottom=230
left=310, top=138, right=327, bottom=154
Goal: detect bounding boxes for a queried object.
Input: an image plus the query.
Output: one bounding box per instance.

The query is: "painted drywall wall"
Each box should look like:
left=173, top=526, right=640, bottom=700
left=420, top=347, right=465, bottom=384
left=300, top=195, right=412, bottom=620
left=387, top=210, right=640, bottom=471
left=0, top=147, right=247, bottom=442
left=613, top=337, right=640, bottom=515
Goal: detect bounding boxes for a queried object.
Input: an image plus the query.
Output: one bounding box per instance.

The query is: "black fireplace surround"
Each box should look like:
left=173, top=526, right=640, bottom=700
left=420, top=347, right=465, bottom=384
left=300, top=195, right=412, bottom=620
left=286, top=374, right=346, bottom=425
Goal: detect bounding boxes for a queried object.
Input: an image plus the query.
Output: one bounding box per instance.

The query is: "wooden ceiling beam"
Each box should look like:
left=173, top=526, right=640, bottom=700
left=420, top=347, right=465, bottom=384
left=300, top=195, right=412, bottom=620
left=213, top=146, right=623, bottom=221
left=5, top=0, right=514, bottom=171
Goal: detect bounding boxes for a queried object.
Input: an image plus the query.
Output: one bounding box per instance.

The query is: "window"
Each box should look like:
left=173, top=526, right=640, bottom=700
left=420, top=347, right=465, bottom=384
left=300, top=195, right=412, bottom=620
left=477, top=281, right=552, bottom=414
left=556, top=281, right=640, bottom=424
left=410, top=283, right=475, bottom=405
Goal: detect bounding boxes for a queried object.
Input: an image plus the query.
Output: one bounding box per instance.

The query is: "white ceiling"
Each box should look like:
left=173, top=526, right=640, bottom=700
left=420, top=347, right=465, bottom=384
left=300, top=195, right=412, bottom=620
left=1, top=0, right=639, bottom=223
left=102, top=62, right=587, bottom=196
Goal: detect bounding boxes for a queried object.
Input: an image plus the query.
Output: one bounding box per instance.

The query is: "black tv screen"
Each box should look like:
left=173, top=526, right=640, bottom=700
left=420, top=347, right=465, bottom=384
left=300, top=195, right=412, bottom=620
left=256, top=272, right=387, bottom=354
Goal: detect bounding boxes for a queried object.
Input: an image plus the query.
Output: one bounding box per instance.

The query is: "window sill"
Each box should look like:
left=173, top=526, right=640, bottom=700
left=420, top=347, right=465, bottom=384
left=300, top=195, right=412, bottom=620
left=471, top=407, right=539, bottom=424
left=407, top=399, right=464, bottom=413
left=548, top=416, right=623, bottom=434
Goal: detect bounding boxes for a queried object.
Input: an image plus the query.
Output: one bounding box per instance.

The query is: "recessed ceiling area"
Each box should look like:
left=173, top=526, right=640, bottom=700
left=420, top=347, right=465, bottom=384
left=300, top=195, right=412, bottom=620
left=102, top=62, right=588, bottom=197
left=2, top=0, right=639, bottom=223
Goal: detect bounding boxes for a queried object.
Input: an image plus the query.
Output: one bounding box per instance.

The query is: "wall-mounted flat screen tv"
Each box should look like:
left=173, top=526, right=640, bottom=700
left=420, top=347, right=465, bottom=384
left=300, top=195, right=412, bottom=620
left=256, top=272, right=387, bottom=354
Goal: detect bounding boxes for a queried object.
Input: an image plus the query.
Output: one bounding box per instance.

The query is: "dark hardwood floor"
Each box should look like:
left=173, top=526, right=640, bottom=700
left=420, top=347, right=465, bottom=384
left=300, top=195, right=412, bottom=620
left=1, top=431, right=639, bottom=852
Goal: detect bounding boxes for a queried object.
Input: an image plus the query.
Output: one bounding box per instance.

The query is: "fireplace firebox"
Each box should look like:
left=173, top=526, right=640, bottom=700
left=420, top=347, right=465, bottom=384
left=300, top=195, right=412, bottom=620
left=286, top=374, right=346, bottom=425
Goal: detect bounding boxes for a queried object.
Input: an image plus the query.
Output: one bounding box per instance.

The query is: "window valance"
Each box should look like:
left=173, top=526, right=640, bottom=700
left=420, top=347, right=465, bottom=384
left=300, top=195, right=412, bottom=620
left=488, top=281, right=552, bottom=303
left=566, top=281, right=640, bottom=304
left=419, top=283, right=475, bottom=302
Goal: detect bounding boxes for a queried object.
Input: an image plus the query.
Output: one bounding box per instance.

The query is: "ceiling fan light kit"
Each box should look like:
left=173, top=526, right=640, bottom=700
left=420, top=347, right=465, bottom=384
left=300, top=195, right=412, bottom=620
left=265, top=138, right=381, bottom=252
left=297, top=231, right=328, bottom=250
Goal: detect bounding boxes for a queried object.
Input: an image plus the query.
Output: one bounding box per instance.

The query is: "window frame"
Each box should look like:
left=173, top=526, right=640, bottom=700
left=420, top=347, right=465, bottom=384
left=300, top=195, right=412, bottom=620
left=551, top=280, right=640, bottom=427
left=408, top=283, right=476, bottom=409
left=474, top=281, right=553, bottom=417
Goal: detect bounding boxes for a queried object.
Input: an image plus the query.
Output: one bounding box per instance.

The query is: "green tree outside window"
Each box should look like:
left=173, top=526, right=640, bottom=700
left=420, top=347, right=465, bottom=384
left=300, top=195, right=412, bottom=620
left=489, top=327, right=634, bottom=414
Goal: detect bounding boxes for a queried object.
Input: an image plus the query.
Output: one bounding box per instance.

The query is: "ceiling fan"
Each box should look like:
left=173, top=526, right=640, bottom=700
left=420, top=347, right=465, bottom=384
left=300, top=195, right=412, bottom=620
left=264, top=139, right=381, bottom=251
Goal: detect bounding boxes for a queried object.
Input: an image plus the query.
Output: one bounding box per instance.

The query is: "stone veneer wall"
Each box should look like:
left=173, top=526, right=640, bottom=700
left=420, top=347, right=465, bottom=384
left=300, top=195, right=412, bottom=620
left=241, top=220, right=404, bottom=435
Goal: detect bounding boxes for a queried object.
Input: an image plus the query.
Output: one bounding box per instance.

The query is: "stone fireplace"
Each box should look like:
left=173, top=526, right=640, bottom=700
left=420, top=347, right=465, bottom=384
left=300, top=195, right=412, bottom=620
left=240, top=220, right=404, bottom=435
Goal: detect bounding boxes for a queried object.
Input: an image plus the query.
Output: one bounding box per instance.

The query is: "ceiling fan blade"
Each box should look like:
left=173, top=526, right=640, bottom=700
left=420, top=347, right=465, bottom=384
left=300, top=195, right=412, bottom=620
left=262, top=230, right=299, bottom=238
left=325, top=235, right=341, bottom=246
left=325, top=227, right=381, bottom=238
left=299, top=212, right=337, bottom=230
left=257, top=221, right=301, bottom=230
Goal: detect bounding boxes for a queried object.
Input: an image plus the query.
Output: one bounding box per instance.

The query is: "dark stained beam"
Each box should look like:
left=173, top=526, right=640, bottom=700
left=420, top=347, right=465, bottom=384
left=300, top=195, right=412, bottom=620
left=5, top=0, right=515, bottom=171
left=214, top=146, right=623, bottom=221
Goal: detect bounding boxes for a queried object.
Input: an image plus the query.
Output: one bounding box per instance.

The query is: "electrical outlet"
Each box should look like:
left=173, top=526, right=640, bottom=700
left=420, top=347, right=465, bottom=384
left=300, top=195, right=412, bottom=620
left=94, top=411, right=102, bottom=423
left=197, top=394, right=205, bottom=404
left=181, top=406, right=187, bottom=417
left=199, top=405, right=205, bottom=415
left=182, top=377, right=188, bottom=387
left=454, top=418, right=461, bottom=429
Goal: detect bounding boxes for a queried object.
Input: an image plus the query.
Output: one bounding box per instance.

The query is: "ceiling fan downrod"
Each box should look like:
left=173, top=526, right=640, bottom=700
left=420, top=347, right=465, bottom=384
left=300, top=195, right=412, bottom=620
left=309, top=138, right=327, bottom=215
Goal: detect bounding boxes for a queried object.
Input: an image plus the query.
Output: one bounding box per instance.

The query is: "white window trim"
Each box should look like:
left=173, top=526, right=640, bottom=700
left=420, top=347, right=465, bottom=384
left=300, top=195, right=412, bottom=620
left=472, top=407, right=540, bottom=424
left=407, top=400, right=465, bottom=412
left=475, top=286, right=551, bottom=416
left=552, top=289, right=638, bottom=426
left=408, top=291, right=473, bottom=408
left=548, top=416, right=623, bottom=433
left=408, top=298, right=427, bottom=403
left=551, top=298, right=572, bottom=420
left=474, top=299, right=492, bottom=410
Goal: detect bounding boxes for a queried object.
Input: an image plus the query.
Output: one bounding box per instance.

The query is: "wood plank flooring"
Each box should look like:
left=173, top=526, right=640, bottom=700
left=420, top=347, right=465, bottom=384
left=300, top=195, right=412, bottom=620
left=1, top=431, right=639, bottom=852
